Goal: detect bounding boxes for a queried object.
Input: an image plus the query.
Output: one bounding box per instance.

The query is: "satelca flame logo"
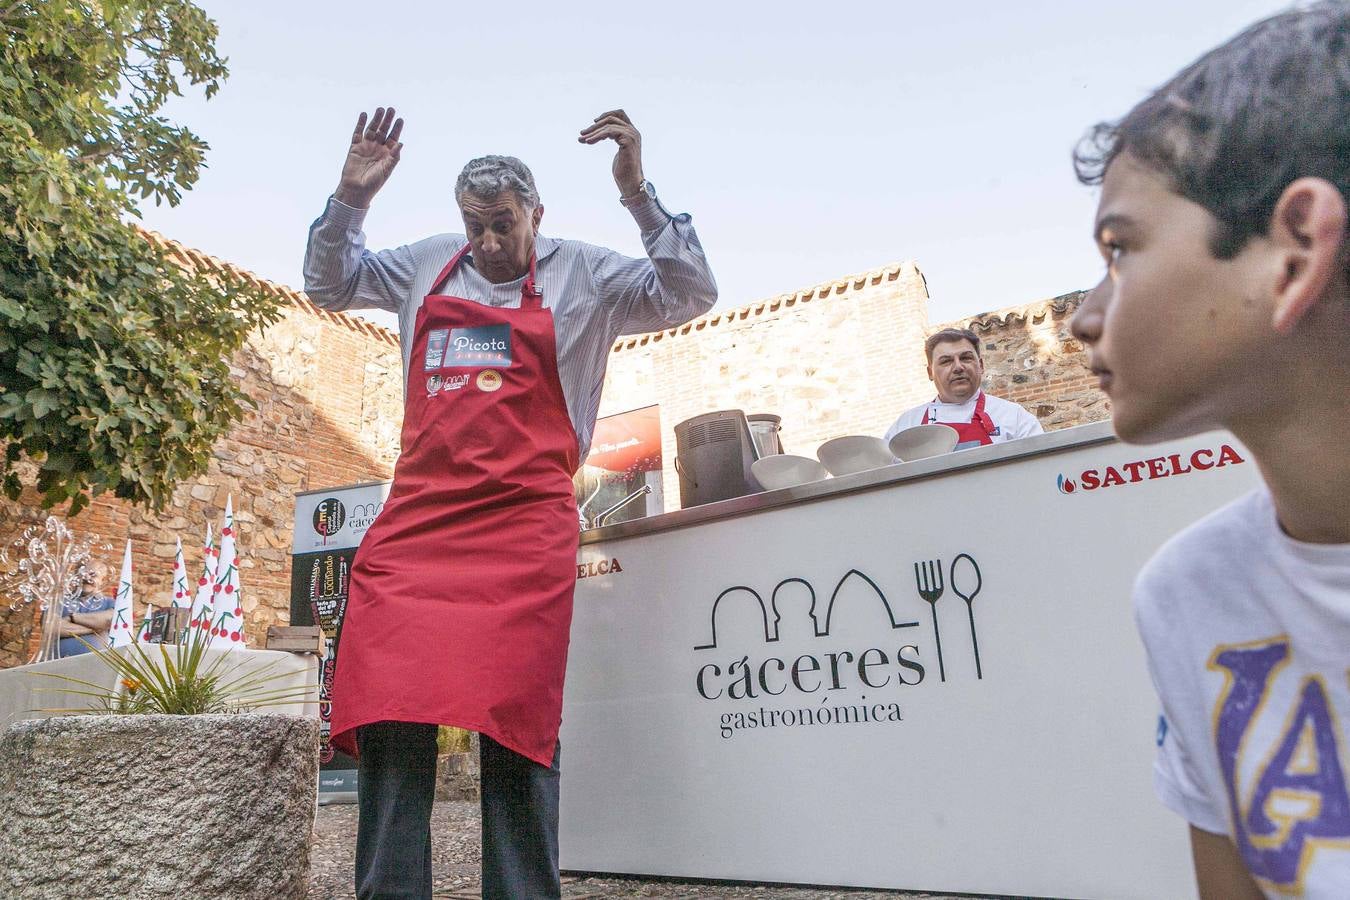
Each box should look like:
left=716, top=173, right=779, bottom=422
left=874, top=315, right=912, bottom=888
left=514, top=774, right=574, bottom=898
left=1056, top=444, right=1244, bottom=495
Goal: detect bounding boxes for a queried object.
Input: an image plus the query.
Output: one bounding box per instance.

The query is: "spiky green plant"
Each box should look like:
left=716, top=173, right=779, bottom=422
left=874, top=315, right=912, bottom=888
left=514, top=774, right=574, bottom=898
left=31, top=616, right=315, bottom=715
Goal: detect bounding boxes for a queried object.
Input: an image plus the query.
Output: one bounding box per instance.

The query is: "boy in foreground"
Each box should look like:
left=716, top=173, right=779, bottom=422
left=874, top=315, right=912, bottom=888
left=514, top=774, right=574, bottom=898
left=1069, top=3, right=1350, bottom=897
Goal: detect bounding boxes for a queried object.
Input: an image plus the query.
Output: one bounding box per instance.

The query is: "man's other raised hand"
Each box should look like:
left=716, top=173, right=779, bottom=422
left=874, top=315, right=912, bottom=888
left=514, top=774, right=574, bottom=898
left=579, top=109, right=644, bottom=199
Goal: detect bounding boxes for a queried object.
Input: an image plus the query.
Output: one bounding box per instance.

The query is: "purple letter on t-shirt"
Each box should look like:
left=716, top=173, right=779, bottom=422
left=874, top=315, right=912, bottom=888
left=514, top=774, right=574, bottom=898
left=1211, top=639, right=1350, bottom=889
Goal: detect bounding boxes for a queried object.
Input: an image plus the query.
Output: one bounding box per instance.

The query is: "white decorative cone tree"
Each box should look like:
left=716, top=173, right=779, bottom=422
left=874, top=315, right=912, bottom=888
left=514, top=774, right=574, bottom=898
left=108, top=540, right=135, bottom=648
left=210, top=496, right=246, bottom=649
left=188, top=523, right=217, bottom=640
left=171, top=536, right=191, bottom=609
left=134, top=599, right=154, bottom=643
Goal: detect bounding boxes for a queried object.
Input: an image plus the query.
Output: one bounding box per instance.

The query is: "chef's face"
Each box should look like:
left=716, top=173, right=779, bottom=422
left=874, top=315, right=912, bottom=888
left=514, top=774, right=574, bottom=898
left=459, top=191, right=544, bottom=284
left=927, top=339, right=984, bottom=403
left=1070, top=154, right=1274, bottom=443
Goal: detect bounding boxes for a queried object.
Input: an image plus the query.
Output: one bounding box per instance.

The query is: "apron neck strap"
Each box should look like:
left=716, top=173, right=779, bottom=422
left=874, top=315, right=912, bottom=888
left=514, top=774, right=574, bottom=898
left=971, top=391, right=996, bottom=435
left=429, top=244, right=543, bottom=308
left=521, top=252, right=543, bottom=308
left=922, top=391, right=988, bottom=426
left=429, top=244, right=473, bottom=296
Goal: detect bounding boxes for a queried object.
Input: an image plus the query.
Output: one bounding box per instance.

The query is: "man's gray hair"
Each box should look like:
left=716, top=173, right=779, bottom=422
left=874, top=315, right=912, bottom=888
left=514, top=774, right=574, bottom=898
left=455, top=155, right=540, bottom=211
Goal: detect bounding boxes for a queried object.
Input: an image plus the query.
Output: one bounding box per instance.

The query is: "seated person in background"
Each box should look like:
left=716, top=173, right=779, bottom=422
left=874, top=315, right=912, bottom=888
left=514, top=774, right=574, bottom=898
left=59, top=562, right=115, bottom=657
left=884, top=327, right=1044, bottom=450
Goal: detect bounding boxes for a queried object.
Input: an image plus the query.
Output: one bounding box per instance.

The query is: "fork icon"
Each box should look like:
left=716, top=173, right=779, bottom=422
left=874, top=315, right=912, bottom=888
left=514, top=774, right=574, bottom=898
left=914, top=560, right=946, bottom=682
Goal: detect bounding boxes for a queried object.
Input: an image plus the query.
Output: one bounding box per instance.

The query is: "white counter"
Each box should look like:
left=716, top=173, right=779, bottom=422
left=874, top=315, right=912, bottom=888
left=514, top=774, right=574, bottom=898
left=562, top=421, right=1259, bottom=898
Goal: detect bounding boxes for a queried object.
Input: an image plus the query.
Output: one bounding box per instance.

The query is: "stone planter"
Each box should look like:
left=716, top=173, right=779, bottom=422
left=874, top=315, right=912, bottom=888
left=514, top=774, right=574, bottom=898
left=0, top=714, right=319, bottom=899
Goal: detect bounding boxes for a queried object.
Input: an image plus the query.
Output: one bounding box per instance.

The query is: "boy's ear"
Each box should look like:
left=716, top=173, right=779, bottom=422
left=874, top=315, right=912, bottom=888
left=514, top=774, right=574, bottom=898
left=1270, top=177, right=1347, bottom=334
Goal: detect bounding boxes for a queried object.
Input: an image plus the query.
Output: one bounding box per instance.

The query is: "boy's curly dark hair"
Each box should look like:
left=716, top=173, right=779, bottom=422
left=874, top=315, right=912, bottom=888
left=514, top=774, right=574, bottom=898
left=1075, top=2, right=1349, bottom=275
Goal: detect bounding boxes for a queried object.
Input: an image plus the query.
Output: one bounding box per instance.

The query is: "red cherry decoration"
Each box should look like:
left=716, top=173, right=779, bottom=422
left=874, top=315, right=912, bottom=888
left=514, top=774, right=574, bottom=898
left=224, top=585, right=234, bottom=595
left=198, top=577, right=207, bottom=586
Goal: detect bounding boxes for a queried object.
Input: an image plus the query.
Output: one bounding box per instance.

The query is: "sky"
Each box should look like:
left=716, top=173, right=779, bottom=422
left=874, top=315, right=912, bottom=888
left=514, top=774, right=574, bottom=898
left=136, top=0, right=1293, bottom=332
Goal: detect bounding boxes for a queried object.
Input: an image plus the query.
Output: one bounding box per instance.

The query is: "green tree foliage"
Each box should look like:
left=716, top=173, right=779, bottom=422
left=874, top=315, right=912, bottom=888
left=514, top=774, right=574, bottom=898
left=0, top=1, right=282, bottom=515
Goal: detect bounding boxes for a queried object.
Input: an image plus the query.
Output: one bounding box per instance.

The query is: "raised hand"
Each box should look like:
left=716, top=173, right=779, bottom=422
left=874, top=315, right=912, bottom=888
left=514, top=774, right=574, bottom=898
left=335, top=107, right=404, bottom=209
left=578, top=109, right=644, bottom=198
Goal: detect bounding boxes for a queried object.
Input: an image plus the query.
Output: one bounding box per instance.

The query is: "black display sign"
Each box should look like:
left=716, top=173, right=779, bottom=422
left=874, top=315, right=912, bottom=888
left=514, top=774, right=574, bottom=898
left=290, top=548, right=357, bottom=770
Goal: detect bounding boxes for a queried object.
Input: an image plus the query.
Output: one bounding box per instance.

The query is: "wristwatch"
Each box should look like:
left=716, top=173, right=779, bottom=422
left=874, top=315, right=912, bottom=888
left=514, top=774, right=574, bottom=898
left=619, top=179, right=657, bottom=207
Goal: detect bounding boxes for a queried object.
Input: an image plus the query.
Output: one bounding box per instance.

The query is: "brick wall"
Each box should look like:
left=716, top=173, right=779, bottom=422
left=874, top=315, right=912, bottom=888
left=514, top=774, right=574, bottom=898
left=598, top=271, right=1108, bottom=512
left=960, top=290, right=1110, bottom=430
left=599, top=261, right=936, bottom=509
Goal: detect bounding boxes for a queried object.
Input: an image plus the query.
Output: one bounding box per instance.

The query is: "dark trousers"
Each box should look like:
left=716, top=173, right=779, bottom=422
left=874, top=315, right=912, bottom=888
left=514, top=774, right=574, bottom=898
left=355, top=721, right=562, bottom=900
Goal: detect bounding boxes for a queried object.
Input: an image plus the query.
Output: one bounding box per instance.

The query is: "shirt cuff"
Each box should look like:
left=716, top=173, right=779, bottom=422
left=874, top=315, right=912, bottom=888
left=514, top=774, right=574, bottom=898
left=626, top=193, right=673, bottom=234
left=325, top=194, right=369, bottom=229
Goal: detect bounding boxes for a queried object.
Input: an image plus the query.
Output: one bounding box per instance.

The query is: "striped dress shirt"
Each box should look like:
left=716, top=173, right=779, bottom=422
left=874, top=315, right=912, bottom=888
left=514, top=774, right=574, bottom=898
left=303, top=192, right=718, bottom=460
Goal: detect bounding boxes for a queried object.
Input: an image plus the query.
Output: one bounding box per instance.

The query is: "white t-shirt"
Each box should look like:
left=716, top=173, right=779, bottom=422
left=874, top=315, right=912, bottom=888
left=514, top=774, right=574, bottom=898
left=1136, top=489, right=1350, bottom=897
left=883, top=392, right=1044, bottom=446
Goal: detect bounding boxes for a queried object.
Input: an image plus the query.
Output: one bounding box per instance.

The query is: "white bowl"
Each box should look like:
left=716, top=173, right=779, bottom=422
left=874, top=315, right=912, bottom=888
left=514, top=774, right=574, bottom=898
left=751, top=454, right=829, bottom=491
left=816, top=435, right=896, bottom=476
left=889, top=424, right=960, bottom=461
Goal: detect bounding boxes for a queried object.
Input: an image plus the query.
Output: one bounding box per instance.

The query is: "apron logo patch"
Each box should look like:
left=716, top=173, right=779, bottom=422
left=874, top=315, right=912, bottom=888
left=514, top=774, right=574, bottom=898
left=477, top=370, right=503, bottom=393
left=446, top=324, right=512, bottom=367
left=427, top=373, right=470, bottom=396
left=424, top=329, right=451, bottom=370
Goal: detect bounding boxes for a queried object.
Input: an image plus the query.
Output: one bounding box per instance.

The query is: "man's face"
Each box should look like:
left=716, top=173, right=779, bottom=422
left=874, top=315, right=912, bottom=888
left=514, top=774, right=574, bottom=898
left=80, top=563, right=105, bottom=591
left=927, top=339, right=984, bottom=403
left=458, top=192, right=543, bottom=285
left=1070, top=154, right=1275, bottom=443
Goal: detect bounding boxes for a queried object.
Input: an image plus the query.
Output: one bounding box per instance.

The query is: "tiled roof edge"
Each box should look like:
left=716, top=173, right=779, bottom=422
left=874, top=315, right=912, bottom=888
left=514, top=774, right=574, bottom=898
left=139, top=227, right=401, bottom=348
left=610, top=259, right=922, bottom=353
left=949, top=290, right=1088, bottom=333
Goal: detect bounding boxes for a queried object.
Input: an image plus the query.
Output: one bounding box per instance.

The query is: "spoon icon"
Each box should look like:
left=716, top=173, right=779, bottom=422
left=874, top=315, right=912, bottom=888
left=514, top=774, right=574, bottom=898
left=950, top=554, right=983, bottom=679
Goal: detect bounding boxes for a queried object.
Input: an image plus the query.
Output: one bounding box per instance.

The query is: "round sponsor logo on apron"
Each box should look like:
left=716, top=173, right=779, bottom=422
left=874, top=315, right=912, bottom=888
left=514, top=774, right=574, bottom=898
left=427, top=374, right=443, bottom=394
left=477, top=370, right=503, bottom=393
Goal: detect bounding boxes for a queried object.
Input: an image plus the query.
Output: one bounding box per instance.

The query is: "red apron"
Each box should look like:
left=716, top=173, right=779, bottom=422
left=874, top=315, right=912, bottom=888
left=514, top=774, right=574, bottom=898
left=922, top=390, right=998, bottom=450
left=329, top=245, right=580, bottom=766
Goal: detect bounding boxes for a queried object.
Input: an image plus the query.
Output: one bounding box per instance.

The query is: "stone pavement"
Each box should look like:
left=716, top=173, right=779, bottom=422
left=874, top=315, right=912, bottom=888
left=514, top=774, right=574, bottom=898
left=308, top=802, right=989, bottom=899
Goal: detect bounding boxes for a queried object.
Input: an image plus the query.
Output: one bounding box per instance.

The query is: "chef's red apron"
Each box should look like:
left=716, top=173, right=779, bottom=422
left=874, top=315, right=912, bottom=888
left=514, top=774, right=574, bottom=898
left=329, top=245, right=580, bottom=766
left=922, top=391, right=997, bottom=450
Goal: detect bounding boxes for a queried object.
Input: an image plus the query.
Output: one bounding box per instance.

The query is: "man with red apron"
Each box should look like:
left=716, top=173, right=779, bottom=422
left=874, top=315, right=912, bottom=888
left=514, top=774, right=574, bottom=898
left=303, top=106, right=717, bottom=899
left=883, top=327, right=1045, bottom=451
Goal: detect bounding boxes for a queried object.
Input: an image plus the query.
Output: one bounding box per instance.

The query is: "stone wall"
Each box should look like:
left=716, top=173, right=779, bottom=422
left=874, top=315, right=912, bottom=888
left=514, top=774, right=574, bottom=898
left=960, top=290, right=1110, bottom=431
left=598, top=261, right=936, bottom=510
left=0, top=234, right=404, bottom=668
left=598, top=268, right=1108, bottom=512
